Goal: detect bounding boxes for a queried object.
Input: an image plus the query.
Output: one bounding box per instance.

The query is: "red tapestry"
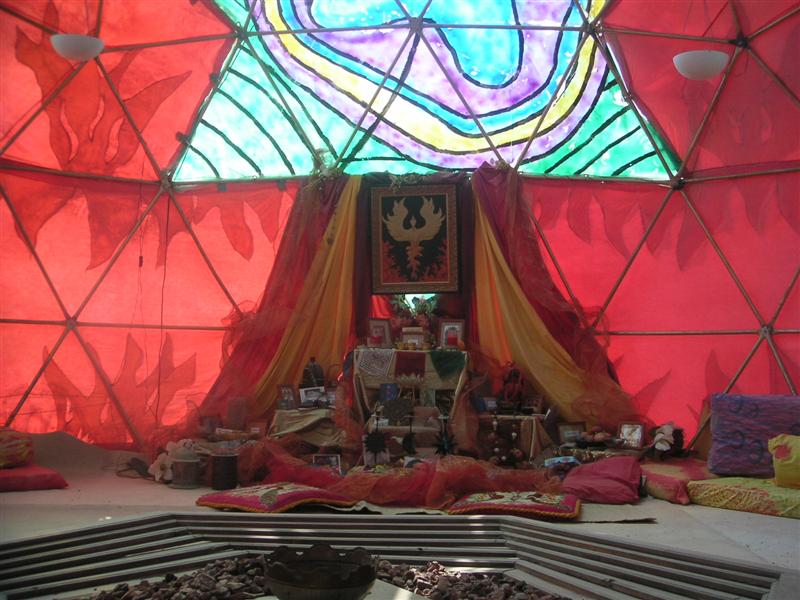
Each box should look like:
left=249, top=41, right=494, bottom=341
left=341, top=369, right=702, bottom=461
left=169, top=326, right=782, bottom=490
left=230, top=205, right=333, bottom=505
left=370, top=185, right=458, bottom=293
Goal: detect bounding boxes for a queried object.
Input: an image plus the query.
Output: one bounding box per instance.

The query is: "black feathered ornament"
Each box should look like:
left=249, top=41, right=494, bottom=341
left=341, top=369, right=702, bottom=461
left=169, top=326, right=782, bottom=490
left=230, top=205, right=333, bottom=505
left=364, top=430, right=388, bottom=455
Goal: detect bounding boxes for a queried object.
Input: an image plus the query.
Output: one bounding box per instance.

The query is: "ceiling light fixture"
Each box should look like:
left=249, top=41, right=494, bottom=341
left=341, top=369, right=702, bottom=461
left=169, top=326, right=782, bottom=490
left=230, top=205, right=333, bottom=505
left=51, top=34, right=104, bottom=61
left=672, top=50, right=729, bottom=80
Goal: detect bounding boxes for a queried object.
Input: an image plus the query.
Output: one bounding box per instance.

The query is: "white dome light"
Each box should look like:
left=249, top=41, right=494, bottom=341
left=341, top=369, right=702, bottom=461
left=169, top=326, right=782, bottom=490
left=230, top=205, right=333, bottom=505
left=673, top=50, right=729, bottom=80
left=51, top=34, right=104, bottom=61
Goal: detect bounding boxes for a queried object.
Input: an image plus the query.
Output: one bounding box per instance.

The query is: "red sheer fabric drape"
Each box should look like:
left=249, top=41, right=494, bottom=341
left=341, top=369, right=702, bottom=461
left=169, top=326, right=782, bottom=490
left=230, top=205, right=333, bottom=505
left=201, top=178, right=347, bottom=419
left=473, top=165, right=617, bottom=380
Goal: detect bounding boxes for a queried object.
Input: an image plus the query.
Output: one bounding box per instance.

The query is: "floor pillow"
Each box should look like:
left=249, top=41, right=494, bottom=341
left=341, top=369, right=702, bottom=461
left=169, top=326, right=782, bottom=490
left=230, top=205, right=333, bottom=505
left=641, top=457, right=716, bottom=505
left=708, top=393, right=800, bottom=477
left=561, top=456, right=641, bottom=504
left=0, top=429, right=33, bottom=468
left=448, top=491, right=581, bottom=519
left=196, top=481, right=357, bottom=513
left=769, top=434, right=800, bottom=489
left=687, top=477, right=800, bottom=519
left=0, top=463, right=68, bottom=492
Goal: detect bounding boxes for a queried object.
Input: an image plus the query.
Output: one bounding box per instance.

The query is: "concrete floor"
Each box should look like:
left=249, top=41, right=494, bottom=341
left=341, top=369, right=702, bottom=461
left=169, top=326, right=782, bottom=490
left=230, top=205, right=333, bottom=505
left=1, top=433, right=799, bottom=574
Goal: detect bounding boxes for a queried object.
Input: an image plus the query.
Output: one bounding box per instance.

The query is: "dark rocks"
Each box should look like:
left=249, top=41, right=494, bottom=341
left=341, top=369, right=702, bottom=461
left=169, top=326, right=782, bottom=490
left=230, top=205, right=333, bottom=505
left=88, top=556, right=270, bottom=600
left=376, top=560, right=569, bottom=600
left=88, top=554, right=568, bottom=600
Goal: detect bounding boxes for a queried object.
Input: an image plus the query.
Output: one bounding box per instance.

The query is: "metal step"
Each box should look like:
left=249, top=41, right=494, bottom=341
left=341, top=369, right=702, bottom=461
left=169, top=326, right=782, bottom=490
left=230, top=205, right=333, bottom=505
left=0, top=512, right=793, bottom=600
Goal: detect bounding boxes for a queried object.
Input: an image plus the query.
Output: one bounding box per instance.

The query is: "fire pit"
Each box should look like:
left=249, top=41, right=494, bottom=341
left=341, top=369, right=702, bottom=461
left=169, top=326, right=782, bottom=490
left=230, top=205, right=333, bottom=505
left=265, top=544, right=376, bottom=600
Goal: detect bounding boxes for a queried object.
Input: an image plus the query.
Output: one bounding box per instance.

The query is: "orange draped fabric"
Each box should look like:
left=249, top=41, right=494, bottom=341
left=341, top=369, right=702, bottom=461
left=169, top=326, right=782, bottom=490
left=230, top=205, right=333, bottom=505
left=471, top=172, right=635, bottom=428
left=249, top=177, right=362, bottom=420
left=201, top=177, right=347, bottom=422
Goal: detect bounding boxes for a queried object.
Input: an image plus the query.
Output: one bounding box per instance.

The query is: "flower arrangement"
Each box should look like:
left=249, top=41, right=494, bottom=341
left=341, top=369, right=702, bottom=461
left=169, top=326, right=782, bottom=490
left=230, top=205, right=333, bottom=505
left=390, top=293, right=439, bottom=333
left=147, top=438, right=196, bottom=483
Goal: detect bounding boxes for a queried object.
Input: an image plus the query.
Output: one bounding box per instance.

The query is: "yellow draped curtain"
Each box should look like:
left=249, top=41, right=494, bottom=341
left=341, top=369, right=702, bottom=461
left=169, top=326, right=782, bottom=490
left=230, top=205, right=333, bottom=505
left=472, top=181, right=634, bottom=426
left=249, top=177, right=362, bottom=418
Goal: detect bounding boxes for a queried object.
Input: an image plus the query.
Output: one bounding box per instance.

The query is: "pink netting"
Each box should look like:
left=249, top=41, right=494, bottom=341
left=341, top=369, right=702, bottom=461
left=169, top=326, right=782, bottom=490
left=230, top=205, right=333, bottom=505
left=200, top=178, right=345, bottom=421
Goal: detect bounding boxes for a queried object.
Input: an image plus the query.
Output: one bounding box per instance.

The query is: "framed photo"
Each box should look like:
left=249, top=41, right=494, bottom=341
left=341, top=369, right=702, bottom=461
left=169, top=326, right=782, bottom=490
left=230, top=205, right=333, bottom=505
left=367, top=318, right=392, bottom=347
left=312, top=453, right=341, bottom=474
left=439, top=319, right=465, bottom=348
left=371, top=184, right=459, bottom=293
left=401, top=332, right=425, bottom=349
left=558, top=422, right=586, bottom=444
left=324, top=388, right=337, bottom=408
left=299, top=386, right=326, bottom=408
left=618, top=422, right=646, bottom=449
left=277, top=385, right=297, bottom=410
left=483, top=397, right=498, bottom=412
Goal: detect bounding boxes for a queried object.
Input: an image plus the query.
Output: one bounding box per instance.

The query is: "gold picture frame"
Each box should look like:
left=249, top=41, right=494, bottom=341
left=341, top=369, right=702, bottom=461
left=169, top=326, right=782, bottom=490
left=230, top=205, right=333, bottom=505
left=367, top=318, right=392, bottom=347
left=371, top=184, right=458, bottom=293
left=438, top=319, right=465, bottom=348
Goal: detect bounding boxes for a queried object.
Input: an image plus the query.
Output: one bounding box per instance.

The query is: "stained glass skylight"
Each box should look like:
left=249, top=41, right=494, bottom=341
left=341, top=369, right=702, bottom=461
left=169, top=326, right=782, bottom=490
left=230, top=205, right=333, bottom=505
left=173, top=0, right=678, bottom=181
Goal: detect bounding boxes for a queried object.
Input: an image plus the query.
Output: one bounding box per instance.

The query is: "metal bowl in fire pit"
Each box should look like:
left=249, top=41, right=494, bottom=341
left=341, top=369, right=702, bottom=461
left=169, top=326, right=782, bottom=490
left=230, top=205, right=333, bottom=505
left=265, top=544, right=377, bottom=600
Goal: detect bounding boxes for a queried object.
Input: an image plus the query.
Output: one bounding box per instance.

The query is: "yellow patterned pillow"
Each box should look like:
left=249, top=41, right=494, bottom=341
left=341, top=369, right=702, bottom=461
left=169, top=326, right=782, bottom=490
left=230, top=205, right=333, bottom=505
left=769, top=434, right=800, bottom=489
left=687, top=477, right=800, bottom=519
left=0, top=429, right=33, bottom=468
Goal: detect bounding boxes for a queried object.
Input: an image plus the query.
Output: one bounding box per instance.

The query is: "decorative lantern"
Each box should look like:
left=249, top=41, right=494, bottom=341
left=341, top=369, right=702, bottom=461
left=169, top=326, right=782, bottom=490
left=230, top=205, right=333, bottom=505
left=168, top=445, right=201, bottom=489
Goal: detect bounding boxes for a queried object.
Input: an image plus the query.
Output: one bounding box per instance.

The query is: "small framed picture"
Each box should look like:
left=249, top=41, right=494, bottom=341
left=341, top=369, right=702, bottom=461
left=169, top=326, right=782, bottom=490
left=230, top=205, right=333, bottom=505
left=299, top=386, right=326, bottom=408
left=312, top=453, right=341, bottom=474
left=277, top=385, right=297, bottom=410
left=558, top=422, right=586, bottom=444
left=439, top=319, right=465, bottom=348
left=401, top=332, right=425, bottom=349
left=483, top=397, right=498, bottom=412
left=368, top=318, right=392, bottom=347
left=618, top=422, right=646, bottom=449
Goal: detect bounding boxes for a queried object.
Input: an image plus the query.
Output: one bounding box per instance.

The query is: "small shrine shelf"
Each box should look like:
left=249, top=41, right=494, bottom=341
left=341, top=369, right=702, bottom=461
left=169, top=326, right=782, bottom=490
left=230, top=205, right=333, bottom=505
left=352, top=347, right=469, bottom=417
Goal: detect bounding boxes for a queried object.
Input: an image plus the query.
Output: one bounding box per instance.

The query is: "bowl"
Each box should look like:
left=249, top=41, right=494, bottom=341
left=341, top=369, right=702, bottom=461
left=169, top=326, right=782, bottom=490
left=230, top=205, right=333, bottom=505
left=265, top=544, right=377, bottom=600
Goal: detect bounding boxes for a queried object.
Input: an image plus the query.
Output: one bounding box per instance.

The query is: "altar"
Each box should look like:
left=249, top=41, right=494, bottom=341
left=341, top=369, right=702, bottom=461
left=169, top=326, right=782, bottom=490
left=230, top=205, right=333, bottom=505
left=352, top=348, right=469, bottom=417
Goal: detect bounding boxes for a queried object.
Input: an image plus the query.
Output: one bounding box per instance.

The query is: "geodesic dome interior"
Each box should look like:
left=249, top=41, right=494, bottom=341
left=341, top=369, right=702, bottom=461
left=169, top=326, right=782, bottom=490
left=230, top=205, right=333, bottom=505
left=1, top=0, right=798, bottom=448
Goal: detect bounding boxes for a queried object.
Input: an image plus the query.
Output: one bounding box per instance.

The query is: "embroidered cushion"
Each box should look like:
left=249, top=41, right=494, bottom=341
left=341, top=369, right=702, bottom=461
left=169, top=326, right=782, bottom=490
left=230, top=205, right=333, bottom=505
left=196, top=482, right=357, bottom=513
left=687, top=477, right=800, bottom=519
left=0, top=464, right=68, bottom=492
left=708, top=393, right=800, bottom=477
left=448, top=491, right=580, bottom=519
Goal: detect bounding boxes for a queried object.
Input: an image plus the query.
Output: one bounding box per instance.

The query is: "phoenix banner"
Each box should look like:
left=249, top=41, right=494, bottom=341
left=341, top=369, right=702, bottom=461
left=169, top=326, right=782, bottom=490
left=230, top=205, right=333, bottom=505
left=370, top=184, right=459, bottom=293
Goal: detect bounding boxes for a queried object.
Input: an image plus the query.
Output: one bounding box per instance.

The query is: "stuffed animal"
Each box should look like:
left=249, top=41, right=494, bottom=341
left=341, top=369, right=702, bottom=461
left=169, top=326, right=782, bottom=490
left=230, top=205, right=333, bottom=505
left=647, top=422, right=685, bottom=460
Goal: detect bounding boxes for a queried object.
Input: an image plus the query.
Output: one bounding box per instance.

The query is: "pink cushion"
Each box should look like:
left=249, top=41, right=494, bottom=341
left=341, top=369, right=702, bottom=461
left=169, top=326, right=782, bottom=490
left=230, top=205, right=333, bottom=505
left=448, top=491, right=581, bottom=519
left=0, top=463, right=68, bottom=492
left=641, top=457, right=716, bottom=504
left=196, top=482, right=356, bottom=513
left=561, top=456, right=641, bottom=504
